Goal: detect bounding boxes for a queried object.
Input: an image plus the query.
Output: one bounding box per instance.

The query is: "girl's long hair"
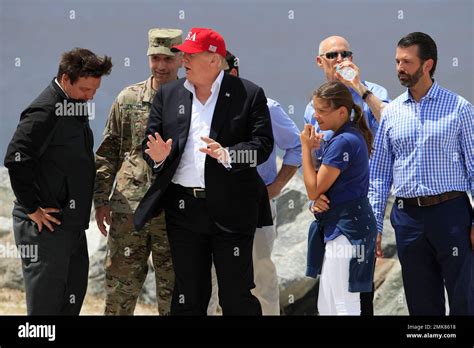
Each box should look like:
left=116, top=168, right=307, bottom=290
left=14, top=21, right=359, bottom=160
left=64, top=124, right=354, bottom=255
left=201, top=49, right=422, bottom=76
left=313, top=81, right=373, bottom=156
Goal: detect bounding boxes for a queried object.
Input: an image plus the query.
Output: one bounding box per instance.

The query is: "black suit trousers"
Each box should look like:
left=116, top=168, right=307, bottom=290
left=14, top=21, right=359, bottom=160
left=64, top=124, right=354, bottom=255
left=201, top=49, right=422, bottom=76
left=164, top=183, right=262, bottom=315
left=13, top=216, right=89, bottom=315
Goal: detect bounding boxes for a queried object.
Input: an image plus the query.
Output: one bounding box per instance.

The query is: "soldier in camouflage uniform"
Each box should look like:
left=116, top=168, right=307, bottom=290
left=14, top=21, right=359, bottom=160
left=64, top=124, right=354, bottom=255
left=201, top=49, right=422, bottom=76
left=94, top=28, right=183, bottom=315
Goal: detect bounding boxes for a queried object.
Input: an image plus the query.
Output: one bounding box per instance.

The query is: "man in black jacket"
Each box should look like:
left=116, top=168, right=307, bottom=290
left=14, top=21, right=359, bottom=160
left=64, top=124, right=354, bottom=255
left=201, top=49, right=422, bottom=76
left=134, top=28, right=274, bottom=315
left=4, top=48, right=112, bottom=315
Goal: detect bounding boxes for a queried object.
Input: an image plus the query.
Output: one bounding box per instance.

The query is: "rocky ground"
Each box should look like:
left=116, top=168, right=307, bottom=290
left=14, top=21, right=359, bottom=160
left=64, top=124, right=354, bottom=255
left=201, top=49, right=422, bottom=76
left=0, top=166, right=408, bottom=315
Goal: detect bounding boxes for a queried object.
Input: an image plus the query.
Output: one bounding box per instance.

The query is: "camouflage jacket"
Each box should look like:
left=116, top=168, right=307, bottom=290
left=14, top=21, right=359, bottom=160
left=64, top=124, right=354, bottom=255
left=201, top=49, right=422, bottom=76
left=94, top=77, right=156, bottom=213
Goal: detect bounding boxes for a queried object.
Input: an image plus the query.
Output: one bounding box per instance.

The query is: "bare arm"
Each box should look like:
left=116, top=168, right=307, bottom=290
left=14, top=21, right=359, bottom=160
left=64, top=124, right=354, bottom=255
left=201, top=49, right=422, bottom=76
left=303, top=153, right=341, bottom=201
left=353, top=84, right=385, bottom=122
left=300, top=124, right=341, bottom=201
left=267, top=164, right=298, bottom=199
left=336, top=61, right=386, bottom=122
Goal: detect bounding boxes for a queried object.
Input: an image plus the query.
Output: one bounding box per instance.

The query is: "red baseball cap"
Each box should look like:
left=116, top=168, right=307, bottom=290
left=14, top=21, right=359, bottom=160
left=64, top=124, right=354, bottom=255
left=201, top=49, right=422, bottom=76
left=171, top=28, right=227, bottom=58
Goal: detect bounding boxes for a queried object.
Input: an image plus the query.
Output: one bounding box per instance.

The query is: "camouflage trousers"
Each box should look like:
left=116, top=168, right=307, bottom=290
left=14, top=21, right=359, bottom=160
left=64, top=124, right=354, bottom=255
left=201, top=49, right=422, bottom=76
left=104, top=211, right=174, bottom=315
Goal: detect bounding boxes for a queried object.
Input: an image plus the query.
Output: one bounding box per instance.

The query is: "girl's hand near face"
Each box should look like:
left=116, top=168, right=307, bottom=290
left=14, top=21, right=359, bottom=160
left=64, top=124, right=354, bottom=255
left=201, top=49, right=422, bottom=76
left=301, top=124, right=324, bottom=150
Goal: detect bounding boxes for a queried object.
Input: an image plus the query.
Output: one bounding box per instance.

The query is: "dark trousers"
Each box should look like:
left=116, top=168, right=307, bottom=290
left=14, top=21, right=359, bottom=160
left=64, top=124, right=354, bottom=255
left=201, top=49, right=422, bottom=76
left=164, top=183, right=261, bottom=316
left=360, top=266, right=375, bottom=316
left=391, top=195, right=472, bottom=315
left=13, top=216, right=89, bottom=315
left=471, top=255, right=474, bottom=315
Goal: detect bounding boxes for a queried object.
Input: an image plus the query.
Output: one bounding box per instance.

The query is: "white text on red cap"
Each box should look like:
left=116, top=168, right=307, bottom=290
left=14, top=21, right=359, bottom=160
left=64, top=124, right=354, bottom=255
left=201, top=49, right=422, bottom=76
left=186, top=32, right=197, bottom=41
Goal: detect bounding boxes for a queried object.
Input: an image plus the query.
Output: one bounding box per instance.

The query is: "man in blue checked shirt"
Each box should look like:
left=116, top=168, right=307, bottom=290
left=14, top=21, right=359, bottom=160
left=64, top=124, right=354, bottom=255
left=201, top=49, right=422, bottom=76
left=207, top=51, right=302, bottom=315
left=369, top=32, right=474, bottom=315
left=304, top=35, right=389, bottom=316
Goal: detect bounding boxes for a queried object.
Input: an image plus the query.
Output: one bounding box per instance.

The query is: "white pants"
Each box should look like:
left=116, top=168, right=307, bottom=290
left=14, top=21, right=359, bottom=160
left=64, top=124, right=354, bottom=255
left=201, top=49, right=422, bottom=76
left=318, top=234, right=361, bottom=316
left=207, top=199, right=280, bottom=315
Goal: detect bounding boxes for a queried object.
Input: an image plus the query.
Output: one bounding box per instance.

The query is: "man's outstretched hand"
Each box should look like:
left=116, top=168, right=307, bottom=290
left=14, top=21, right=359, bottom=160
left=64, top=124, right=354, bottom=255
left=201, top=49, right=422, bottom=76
left=199, top=136, right=229, bottom=162
left=144, top=132, right=172, bottom=163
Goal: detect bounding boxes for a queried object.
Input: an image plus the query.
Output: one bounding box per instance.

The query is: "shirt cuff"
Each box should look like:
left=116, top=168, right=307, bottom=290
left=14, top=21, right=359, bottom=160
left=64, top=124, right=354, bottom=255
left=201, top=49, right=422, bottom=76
left=24, top=204, right=40, bottom=215
left=376, top=218, right=384, bottom=235
left=153, top=159, right=165, bottom=169
left=218, top=147, right=232, bottom=169
left=94, top=198, right=110, bottom=209
left=282, top=151, right=302, bottom=168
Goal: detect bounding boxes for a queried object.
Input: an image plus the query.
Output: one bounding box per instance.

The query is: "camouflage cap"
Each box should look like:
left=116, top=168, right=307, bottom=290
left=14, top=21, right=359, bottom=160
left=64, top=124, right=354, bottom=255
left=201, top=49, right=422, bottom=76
left=147, top=28, right=183, bottom=56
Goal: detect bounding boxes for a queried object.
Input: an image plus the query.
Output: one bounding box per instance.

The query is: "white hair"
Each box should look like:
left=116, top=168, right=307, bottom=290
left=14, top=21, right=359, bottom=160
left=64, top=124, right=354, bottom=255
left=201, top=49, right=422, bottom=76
left=219, top=55, right=229, bottom=70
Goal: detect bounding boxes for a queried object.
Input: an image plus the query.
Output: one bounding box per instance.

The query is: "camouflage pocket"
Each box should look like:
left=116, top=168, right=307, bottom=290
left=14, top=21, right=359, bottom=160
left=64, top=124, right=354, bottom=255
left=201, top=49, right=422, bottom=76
left=129, top=106, right=150, bottom=150
left=116, top=156, right=152, bottom=202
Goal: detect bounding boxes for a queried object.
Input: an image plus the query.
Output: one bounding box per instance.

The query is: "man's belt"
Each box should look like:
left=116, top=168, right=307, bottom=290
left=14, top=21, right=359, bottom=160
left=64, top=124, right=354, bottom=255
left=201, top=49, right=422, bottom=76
left=396, top=191, right=464, bottom=207
left=175, top=185, right=206, bottom=199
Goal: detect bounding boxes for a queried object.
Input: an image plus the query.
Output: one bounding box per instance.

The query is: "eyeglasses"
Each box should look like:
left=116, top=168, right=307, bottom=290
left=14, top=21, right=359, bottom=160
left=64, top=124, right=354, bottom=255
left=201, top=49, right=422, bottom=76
left=320, top=50, right=353, bottom=60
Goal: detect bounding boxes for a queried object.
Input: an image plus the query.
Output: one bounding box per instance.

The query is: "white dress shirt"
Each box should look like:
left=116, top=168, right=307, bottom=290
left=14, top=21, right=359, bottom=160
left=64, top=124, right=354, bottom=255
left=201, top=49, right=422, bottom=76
left=171, top=70, right=225, bottom=188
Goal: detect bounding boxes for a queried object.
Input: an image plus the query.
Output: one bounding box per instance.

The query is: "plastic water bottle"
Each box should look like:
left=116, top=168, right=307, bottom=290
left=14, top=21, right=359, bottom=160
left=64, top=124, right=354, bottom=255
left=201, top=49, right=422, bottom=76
left=336, top=60, right=357, bottom=81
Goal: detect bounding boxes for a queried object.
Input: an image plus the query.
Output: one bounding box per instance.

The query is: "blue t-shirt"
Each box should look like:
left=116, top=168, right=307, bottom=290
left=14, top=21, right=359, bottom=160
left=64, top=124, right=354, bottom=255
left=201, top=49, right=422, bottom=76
left=320, top=122, right=370, bottom=241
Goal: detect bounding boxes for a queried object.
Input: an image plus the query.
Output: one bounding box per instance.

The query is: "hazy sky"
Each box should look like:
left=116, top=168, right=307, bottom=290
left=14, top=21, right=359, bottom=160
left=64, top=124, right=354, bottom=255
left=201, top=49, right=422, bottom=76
left=1, top=0, right=472, bottom=156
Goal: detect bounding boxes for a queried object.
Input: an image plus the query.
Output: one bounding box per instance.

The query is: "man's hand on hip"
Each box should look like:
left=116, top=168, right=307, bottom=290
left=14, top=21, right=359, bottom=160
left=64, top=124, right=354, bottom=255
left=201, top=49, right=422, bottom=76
left=27, top=207, right=61, bottom=233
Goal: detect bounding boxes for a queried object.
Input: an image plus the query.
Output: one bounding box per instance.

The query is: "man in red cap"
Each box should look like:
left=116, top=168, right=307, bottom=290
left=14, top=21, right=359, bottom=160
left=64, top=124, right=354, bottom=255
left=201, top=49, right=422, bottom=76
left=134, top=28, right=274, bottom=315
